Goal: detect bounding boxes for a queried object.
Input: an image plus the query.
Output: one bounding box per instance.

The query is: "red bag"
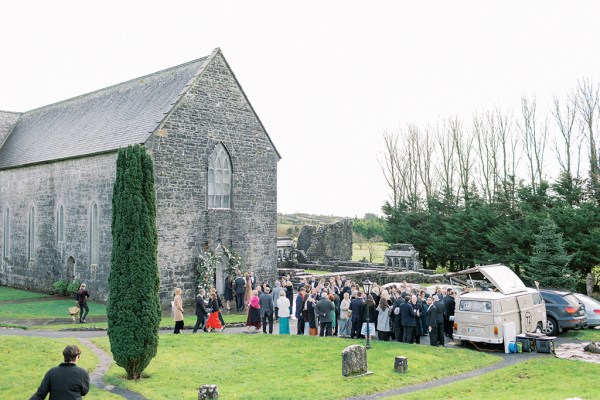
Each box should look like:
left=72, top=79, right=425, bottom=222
left=309, top=327, right=318, bottom=336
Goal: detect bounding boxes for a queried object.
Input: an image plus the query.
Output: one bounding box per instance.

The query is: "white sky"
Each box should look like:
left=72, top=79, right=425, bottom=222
left=1, top=1, right=600, bottom=218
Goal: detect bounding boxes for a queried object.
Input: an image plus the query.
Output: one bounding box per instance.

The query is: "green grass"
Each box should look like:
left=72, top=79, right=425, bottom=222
left=0, top=298, right=107, bottom=319
left=565, top=328, right=600, bottom=342
left=0, top=336, right=121, bottom=399
left=352, top=242, right=387, bottom=263
left=0, top=286, right=49, bottom=301
left=396, top=357, right=600, bottom=400
left=92, top=334, right=500, bottom=399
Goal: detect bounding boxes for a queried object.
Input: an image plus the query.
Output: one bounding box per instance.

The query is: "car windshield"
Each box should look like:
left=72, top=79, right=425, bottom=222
left=459, top=300, right=492, bottom=313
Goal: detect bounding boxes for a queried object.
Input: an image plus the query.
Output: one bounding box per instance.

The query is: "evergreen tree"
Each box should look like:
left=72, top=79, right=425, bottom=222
left=523, top=216, right=577, bottom=291
left=107, top=145, right=161, bottom=380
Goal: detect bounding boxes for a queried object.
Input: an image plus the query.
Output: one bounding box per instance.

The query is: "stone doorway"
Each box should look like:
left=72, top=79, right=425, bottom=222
left=66, top=257, right=75, bottom=283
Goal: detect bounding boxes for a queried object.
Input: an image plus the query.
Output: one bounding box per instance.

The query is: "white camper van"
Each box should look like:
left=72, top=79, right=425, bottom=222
left=446, top=264, right=546, bottom=344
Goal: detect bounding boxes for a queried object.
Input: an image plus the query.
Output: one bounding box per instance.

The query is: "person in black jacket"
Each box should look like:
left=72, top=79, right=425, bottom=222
left=30, top=345, right=89, bottom=400
left=444, top=289, right=456, bottom=337
left=427, top=295, right=445, bottom=346
left=400, top=296, right=416, bottom=343
left=234, top=272, right=246, bottom=311
left=349, top=291, right=364, bottom=339
left=193, top=288, right=208, bottom=333
left=391, top=294, right=405, bottom=342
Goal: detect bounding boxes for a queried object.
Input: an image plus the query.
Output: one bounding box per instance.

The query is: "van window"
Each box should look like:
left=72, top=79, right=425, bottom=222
left=460, top=300, right=492, bottom=313
left=532, top=293, right=543, bottom=305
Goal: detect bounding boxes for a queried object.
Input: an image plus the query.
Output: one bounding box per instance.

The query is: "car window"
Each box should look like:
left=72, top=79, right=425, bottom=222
left=563, top=294, right=581, bottom=306
left=532, top=293, right=543, bottom=305
left=541, top=292, right=557, bottom=304
left=459, top=300, right=492, bottom=313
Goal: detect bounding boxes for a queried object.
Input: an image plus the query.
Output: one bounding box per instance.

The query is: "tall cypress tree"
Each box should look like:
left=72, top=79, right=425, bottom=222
left=107, top=144, right=160, bottom=380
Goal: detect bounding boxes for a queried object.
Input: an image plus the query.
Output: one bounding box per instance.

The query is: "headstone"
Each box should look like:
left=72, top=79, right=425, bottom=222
left=394, top=356, right=408, bottom=373
left=342, top=344, right=368, bottom=377
left=198, top=384, right=218, bottom=399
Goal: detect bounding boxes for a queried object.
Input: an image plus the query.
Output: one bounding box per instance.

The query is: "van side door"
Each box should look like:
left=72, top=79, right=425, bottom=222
left=516, top=294, right=535, bottom=333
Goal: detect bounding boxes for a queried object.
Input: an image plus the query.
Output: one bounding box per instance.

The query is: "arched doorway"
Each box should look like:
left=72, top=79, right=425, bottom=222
left=66, top=257, right=75, bottom=283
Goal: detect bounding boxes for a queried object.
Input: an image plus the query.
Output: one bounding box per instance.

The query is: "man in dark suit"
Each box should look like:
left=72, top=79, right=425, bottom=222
left=193, top=288, right=208, bottom=333
left=349, top=291, right=364, bottom=339
left=444, top=289, right=456, bottom=337
left=295, top=287, right=306, bottom=335
left=391, top=294, right=405, bottom=342
left=234, top=272, right=246, bottom=311
left=400, top=295, right=416, bottom=343
left=428, top=295, right=445, bottom=346
left=259, top=287, right=274, bottom=334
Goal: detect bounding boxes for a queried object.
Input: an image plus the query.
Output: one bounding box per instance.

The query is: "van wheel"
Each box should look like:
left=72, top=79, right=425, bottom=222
left=545, top=317, right=558, bottom=336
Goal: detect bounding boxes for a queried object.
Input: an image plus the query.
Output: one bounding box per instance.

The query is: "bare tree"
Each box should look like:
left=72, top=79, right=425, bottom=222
left=450, top=117, right=475, bottom=204
left=435, top=121, right=459, bottom=206
left=379, top=132, right=402, bottom=210
left=519, top=96, right=547, bottom=193
left=576, top=78, right=600, bottom=202
left=552, top=93, right=581, bottom=179
left=418, top=126, right=437, bottom=205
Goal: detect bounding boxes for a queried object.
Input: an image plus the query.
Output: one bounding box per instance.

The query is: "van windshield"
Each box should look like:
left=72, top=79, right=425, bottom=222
left=459, top=300, right=492, bottom=313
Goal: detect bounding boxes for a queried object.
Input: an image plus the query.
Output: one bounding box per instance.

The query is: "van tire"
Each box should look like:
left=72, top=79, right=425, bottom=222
left=545, top=317, right=558, bottom=336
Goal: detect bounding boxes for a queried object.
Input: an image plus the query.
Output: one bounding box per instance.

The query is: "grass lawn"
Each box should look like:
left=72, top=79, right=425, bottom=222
left=395, top=357, right=600, bottom=400
left=352, top=242, right=387, bottom=263
left=0, top=286, right=49, bottom=301
left=92, top=334, right=500, bottom=400
left=303, top=269, right=330, bottom=275
left=0, top=298, right=107, bottom=319
left=566, top=328, right=600, bottom=342
left=0, top=336, right=121, bottom=399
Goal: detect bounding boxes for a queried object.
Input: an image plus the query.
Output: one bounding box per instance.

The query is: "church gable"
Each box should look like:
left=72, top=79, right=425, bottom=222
left=0, top=110, right=21, bottom=150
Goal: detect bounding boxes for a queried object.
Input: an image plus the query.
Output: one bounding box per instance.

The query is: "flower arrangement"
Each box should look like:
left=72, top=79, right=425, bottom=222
left=195, top=245, right=244, bottom=289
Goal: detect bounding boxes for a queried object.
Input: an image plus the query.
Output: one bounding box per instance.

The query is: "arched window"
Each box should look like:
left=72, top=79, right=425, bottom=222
left=2, top=207, right=9, bottom=258
left=28, top=206, right=35, bottom=260
left=89, top=203, right=99, bottom=265
left=57, top=204, right=64, bottom=243
left=208, top=144, right=232, bottom=209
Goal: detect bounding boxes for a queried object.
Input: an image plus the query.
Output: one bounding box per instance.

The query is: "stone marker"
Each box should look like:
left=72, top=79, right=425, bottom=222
left=342, top=344, right=369, bottom=377
left=394, top=356, right=408, bottom=373
left=198, top=384, right=218, bottom=399
left=583, top=342, right=600, bottom=354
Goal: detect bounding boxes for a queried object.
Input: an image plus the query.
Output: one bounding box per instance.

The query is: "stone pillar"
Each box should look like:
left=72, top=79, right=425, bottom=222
left=198, top=384, right=218, bottom=399
left=394, top=356, right=408, bottom=373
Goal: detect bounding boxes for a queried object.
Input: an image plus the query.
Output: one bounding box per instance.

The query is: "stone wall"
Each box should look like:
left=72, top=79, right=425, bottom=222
left=297, top=219, right=352, bottom=262
left=0, top=153, right=117, bottom=299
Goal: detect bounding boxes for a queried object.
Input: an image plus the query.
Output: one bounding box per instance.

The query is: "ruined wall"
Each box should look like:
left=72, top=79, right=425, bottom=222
left=297, top=219, right=353, bottom=261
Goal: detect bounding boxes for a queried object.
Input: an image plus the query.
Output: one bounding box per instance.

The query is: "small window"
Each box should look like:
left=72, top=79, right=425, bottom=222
left=2, top=207, right=9, bottom=258
left=28, top=206, right=35, bottom=260
left=532, top=293, right=543, bottom=305
left=89, top=203, right=99, bottom=265
left=459, top=300, right=492, bottom=313
left=57, top=205, right=64, bottom=243
left=207, top=143, right=232, bottom=209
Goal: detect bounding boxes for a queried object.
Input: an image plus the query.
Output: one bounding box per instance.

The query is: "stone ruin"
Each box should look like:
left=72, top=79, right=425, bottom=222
left=297, top=219, right=353, bottom=262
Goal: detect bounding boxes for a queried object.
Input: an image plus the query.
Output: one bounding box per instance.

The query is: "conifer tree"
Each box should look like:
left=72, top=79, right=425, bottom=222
left=107, top=144, right=160, bottom=380
left=523, top=216, right=577, bottom=291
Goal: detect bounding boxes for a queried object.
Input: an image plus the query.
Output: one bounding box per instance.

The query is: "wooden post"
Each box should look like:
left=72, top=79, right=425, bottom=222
left=394, top=356, right=408, bottom=373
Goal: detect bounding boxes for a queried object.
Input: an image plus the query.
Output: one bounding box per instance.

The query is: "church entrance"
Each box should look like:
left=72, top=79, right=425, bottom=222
left=66, top=257, right=75, bottom=283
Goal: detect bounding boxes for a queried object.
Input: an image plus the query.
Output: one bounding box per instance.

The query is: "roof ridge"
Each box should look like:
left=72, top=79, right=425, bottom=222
left=0, top=110, right=22, bottom=115
left=21, top=55, right=210, bottom=115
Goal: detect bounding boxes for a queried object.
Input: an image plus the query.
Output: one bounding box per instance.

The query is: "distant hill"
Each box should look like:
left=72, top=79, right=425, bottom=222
left=277, top=213, right=347, bottom=237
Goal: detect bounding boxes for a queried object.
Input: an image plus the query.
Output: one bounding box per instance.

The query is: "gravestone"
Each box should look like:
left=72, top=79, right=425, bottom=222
left=584, top=342, right=600, bottom=354
left=394, top=356, right=408, bottom=373
left=342, top=344, right=369, bottom=377
left=198, top=384, right=218, bottom=399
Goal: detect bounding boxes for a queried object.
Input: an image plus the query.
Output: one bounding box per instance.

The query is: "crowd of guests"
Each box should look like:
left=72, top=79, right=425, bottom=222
left=173, top=272, right=459, bottom=345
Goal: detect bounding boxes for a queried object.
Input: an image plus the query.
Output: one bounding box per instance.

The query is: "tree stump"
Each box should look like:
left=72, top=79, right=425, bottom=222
left=198, top=384, right=218, bottom=399
left=394, top=356, right=408, bottom=373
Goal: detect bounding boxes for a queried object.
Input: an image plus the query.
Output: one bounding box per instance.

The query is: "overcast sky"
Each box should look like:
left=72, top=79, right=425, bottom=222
left=1, top=1, right=600, bottom=218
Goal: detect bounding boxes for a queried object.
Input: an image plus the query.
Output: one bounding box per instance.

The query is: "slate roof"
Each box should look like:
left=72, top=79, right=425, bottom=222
left=0, top=55, right=211, bottom=169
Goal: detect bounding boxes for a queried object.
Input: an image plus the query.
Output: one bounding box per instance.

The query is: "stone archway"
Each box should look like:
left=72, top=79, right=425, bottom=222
left=66, top=257, right=75, bottom=283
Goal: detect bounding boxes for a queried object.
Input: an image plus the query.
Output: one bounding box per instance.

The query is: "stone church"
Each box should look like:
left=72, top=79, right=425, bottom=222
left=0, top=48, right=280, bottom=303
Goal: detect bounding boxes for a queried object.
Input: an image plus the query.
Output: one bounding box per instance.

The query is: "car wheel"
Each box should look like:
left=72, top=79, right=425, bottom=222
left=545, top=317, right=558, bottom=336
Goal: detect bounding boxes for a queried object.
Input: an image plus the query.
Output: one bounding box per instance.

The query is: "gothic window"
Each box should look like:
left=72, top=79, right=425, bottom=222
left=89, top=203, right=99, bottom=266
left=2, top=207, right=9, bottom=258
left=208, top=143, right=232, bottom=209
left=57, top=204, right=64, bottom=243
left=28, top=206, right=35, bottom=260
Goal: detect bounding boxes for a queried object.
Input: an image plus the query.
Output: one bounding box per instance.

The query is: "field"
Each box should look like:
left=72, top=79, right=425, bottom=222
left=352, top=242, right=388, bottom=263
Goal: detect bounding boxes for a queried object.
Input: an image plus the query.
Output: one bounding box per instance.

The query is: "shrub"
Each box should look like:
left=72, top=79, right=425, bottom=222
left=52, top=280, right=68, bottom=296
left=67, top=280, right=81, bottom=296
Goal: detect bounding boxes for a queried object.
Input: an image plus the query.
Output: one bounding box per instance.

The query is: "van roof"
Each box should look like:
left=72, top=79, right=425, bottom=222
left=445, top=264, right=527, bottom=295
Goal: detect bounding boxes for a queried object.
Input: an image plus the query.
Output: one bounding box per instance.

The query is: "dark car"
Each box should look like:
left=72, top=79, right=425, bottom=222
left=539, top=289, right=588, bottom=336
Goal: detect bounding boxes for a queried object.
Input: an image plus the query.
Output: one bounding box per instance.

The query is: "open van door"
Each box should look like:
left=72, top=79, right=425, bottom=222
left=477, top=264, right=526, bottom=295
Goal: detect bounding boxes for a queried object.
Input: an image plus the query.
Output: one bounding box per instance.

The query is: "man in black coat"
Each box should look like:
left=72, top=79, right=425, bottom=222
left=400, top=296, right=416, bottom=343
left=234, top=272, right=246, bottom=311
left=30, top=345, right=89, bottom=400
left=315, top=294, right=335, bottom=336
left=349, top=291, right=364, bottom=339
left=427, top=295, right=445, bottom=346
left=444, top=289, right=456, bottom=337
left=193, top=288, right=208, bottom=333
left=391, top=294, right=405, bottom=342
